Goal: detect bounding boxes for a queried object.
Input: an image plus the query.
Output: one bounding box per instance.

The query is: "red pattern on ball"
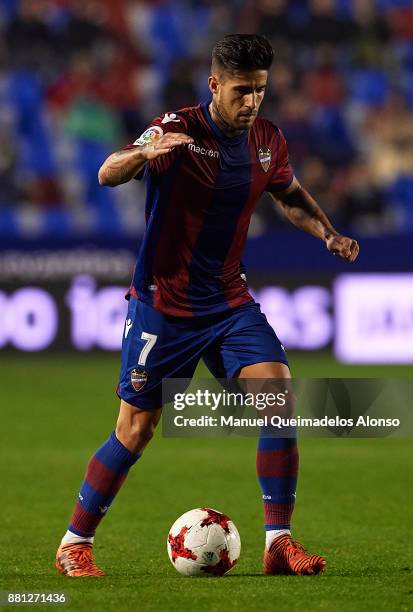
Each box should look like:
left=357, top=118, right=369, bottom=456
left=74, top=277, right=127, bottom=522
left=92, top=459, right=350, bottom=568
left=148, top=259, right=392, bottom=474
left=201, top=548, right=236, bottom=576
left=168, top=526, right=197, bottom=562
left=200, top=508, right=231, bottom=533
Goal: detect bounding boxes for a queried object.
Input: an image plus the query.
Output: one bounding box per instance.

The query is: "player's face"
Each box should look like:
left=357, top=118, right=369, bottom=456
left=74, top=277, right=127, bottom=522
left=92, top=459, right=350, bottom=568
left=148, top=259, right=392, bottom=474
left=209, top=69, right=268, bottom=130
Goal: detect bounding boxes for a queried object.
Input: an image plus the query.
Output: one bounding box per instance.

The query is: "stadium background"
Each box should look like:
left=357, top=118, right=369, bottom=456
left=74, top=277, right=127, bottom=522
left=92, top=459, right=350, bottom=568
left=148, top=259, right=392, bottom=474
left=0, top=1, right=412, bottom=611
left=0, top=0, right=413, bottom=360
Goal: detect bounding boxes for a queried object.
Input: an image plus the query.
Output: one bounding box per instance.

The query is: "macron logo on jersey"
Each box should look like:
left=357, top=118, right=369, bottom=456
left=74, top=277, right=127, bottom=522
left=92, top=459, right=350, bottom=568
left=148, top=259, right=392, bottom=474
left=188, top=143, right=219, bottom=158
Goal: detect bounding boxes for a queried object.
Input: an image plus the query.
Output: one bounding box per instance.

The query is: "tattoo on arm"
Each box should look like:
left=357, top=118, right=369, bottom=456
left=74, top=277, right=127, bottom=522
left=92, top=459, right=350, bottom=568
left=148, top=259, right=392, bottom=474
left=98, top=148, right=146, bottom=186
left=271, top=185, right=337, bottom=241
left=105, top=164, right=133, bottom=183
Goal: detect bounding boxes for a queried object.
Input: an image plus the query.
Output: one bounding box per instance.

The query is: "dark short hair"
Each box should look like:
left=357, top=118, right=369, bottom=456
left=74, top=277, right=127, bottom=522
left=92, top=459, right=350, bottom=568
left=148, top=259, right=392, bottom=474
left=212, top=34, right=274, bottom=73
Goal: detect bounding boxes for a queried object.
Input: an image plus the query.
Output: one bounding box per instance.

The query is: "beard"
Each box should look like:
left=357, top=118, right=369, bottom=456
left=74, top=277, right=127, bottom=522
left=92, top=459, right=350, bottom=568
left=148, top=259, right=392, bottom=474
left=210, top=99, right=253, bottom=135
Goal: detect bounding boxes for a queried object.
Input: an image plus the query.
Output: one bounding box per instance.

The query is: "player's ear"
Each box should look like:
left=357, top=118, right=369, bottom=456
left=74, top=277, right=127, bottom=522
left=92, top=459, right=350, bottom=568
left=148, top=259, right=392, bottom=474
left=208, top=74, right=219, bottom=96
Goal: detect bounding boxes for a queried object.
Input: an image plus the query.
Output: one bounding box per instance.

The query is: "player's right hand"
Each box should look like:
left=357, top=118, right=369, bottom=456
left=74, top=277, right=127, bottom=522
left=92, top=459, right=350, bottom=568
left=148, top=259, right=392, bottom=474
left=141, top=132, right=194, bottom=160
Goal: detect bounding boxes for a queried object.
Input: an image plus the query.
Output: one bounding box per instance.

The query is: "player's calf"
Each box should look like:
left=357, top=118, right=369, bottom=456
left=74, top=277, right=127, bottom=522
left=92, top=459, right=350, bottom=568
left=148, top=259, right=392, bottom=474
left=56, top=402, right=161, bottom=576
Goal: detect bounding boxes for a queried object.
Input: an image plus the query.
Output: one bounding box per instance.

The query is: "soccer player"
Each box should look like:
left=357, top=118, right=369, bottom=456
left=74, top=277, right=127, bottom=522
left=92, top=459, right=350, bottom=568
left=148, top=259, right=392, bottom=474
left=56, top=34, right=359, bottom=577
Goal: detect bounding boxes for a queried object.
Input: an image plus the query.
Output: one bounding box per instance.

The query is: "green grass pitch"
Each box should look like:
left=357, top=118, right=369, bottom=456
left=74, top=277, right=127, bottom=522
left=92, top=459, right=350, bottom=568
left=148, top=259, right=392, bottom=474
left=0, top=352, right=412, bottom=611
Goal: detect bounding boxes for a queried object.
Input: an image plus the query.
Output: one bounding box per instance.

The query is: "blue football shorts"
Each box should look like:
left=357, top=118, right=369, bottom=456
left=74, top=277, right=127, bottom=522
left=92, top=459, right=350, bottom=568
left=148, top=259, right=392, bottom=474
left=117, top=296, right=288, bottom=411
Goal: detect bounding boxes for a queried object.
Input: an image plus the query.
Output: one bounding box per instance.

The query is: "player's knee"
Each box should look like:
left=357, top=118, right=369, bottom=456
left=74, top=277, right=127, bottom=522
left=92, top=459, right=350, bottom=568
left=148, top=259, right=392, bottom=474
left=116, top=414, right=158, bottom=453
left=116, top=400, right=161, bottom=453
left=116, top=420, right=154, bottom=453
left=131, top=419, right=156, bottom=446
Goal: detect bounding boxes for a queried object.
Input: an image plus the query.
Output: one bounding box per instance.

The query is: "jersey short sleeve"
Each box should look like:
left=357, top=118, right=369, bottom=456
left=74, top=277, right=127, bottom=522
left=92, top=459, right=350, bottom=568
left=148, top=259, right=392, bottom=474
left=127, top=111, right=188, bottom=179
left=266, top=128, right=294, bottom=193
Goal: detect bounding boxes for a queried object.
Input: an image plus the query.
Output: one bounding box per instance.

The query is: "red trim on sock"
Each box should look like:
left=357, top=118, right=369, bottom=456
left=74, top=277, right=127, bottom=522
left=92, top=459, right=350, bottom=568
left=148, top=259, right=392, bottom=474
left=256, top=447, right=299, bottom=478
left=264, top=502, right=295, bottom=526
left=70, top=501, right=102, bottom=536
left=85, top=456, right=128, bottom=497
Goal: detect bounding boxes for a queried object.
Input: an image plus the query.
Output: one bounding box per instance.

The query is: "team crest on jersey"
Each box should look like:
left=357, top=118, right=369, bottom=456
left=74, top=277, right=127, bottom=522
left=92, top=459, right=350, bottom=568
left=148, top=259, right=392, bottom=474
left=258, top=147, right=271, bottom=172
left=131, top=368, right=148, bottom=391
left=134, top=125, right=163, bottom=146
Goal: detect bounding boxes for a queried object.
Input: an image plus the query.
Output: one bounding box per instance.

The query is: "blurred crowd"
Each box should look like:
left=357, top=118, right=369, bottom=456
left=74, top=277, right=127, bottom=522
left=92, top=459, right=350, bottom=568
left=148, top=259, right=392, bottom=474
left=1, top=0, right=413, bottom=240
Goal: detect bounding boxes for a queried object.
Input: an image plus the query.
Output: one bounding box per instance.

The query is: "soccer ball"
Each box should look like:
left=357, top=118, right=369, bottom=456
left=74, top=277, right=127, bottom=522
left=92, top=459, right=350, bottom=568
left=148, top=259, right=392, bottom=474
left=167, top=507, right=241, bottom=576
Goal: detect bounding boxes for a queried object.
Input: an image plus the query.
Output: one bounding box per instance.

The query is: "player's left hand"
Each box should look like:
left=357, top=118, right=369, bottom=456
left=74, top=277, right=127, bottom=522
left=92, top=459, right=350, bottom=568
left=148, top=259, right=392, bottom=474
left=325, top=234, right=359, bottom=262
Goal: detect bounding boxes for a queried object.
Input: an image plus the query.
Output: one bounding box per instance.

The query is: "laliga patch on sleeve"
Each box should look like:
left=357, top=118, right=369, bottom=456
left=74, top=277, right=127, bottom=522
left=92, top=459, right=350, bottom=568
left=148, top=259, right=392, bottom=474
left=134, top=125, right=164, bottom=146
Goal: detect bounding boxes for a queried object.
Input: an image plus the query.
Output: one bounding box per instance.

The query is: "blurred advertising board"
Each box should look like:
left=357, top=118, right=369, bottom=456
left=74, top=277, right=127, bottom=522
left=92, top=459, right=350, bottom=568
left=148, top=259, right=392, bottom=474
left=334, top=274, right=413, bottom=364
left=0, top=250, right=412, bottom=363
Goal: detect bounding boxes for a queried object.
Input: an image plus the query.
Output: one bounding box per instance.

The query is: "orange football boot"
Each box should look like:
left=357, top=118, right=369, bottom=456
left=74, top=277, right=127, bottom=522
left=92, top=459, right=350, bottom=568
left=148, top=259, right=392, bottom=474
left=264, top=533, right=326, bottom=576
left=55, top=542, right=105, bottom=577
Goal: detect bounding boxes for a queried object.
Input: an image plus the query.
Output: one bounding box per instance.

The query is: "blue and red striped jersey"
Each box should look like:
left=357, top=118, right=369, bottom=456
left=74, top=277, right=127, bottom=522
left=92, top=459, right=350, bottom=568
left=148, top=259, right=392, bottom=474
left=127, top=101, right=293, bottom=316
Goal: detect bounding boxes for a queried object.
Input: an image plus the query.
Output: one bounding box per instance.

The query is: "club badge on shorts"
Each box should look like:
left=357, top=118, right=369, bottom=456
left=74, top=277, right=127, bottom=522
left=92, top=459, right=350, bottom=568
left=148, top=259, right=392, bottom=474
left=258, top=147, right=271, bottom=172
left=130, top=368, right=148, bottom=391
